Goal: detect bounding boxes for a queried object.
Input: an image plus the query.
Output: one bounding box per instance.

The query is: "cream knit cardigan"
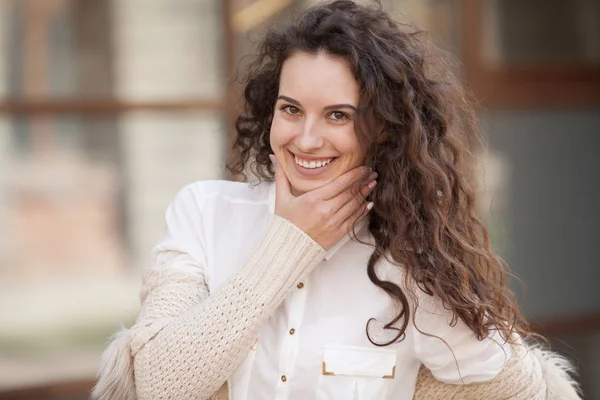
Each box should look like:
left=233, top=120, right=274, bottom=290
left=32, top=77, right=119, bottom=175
left=91, top=216, right=582, bottom=400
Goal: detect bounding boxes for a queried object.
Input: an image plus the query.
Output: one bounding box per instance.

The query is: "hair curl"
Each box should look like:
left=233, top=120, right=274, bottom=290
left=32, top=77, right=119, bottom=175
left=228, top=0, right=531, bottom=346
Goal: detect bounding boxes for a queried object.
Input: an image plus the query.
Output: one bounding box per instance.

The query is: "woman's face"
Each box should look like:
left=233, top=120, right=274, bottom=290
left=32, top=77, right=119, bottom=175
left=270, top=51, right=365, bottom=196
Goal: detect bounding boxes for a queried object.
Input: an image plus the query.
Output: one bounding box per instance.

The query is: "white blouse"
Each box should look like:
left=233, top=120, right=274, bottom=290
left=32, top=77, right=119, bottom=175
left=153, top=179, right=511, bottom=400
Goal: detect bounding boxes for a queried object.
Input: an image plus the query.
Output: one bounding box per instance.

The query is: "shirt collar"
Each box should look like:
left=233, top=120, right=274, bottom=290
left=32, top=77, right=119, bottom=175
left=267, top=181, right=369, bottom=261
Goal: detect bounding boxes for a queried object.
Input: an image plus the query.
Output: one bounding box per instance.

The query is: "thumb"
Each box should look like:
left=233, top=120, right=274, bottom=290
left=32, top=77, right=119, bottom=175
left=270, top=154, right=292, bottom=200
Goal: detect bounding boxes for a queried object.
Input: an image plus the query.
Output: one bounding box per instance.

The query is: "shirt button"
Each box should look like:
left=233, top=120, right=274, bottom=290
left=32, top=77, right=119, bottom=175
left=297, top=282, right=304, bottom=289
left=281, top=375, right=287, bottom=382
left=289, top=328, right=295, bottom=335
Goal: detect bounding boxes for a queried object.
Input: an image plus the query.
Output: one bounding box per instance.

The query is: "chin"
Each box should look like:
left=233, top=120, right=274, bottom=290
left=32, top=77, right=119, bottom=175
left=288, top=177, right=330, bottom=196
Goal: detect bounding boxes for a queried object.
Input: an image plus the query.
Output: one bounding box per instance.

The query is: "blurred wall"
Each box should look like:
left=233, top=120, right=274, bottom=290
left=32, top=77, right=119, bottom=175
left=484, top=109, right=600, bottom=399
left=113, top=0, right=226, bottom=272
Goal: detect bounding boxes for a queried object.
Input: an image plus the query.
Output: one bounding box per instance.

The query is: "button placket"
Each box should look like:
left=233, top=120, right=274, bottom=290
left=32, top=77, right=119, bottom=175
left=274, top=281, right=309, bottom=399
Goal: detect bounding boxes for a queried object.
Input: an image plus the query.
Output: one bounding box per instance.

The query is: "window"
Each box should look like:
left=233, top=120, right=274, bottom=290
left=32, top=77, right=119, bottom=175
left=0, top=0, right=227, bottom=393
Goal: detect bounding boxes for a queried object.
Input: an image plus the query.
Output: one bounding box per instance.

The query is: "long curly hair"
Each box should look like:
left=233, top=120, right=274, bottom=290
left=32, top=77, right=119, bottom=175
left=228, top=0, right=530, bottom=346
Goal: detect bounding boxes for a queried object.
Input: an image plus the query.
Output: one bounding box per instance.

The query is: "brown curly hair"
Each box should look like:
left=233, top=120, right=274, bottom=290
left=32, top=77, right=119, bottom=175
left=228, top=0, right=530, bottom=346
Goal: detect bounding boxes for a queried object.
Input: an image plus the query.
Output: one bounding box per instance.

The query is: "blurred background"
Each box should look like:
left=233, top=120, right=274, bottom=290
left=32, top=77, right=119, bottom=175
left=0, top=0, right=598, bottom=399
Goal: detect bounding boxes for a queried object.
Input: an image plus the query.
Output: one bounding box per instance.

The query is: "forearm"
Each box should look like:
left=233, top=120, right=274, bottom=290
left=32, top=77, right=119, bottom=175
left=134, top=216, right=325, bottom=399
left=413, top=344, right=547, bottom=400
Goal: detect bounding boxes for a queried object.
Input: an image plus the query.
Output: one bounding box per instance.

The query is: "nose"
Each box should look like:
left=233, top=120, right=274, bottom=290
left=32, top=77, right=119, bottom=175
left=295, top=120, right=324, bottom=152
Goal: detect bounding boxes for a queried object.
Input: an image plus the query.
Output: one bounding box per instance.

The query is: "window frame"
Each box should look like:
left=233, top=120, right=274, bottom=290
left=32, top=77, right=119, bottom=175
left=460, top=0, right=600, bottom=109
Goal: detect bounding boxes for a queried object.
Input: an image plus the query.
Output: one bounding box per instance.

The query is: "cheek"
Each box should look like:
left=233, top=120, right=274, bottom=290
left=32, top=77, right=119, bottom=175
left=269, top=116, right=295, bottom=149
left=334, top=130, right=365, bottom=165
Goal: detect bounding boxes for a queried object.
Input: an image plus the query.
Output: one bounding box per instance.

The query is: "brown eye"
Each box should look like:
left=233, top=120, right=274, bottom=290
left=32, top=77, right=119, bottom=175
left=283, top=105, right=301, bottom=115
left=330, top=111, right=348, bottom=121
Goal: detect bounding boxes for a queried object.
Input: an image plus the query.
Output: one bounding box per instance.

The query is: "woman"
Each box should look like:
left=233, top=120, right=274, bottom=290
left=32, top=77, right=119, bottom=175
left=92, top=1, right=581, bottom=399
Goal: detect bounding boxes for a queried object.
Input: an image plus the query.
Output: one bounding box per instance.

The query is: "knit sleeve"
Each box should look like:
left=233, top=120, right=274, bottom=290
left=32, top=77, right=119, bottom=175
left=413, top=342, right=583, bottom=400
left=412, top=345, right=545, bottom=400
left=91, top=185, right=326, bottom=400
left=411, top=290, right=512, bottom=385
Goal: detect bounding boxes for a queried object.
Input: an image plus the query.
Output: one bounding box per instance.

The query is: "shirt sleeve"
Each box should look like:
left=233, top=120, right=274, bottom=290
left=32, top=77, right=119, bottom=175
left=411, top=289, right=512, bottom=385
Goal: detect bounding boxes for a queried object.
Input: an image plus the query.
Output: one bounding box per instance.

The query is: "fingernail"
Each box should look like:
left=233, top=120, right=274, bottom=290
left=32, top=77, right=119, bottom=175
left=366, top=202, right=374, bottom=211
left=368, top=171, right=378, bottom=181
left=269, top=154, right=277, bottom=165
left=368, top=180, right=377, bottom=189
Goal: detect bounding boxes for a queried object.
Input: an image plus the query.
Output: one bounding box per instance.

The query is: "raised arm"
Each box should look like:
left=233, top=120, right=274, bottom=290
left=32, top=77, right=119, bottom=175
left=134, top=215, right=325, bottom=399
left=92, top=161, right=376, bottom=400
left=92, top=185, right=325, bottom=400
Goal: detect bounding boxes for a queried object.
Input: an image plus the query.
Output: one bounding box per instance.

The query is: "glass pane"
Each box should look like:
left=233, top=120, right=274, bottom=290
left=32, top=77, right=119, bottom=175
left=0, top=112, right=225, bottom=390
left=0, top=0, right=225, bottom=101
left=482, top=0, right=600, bottom=64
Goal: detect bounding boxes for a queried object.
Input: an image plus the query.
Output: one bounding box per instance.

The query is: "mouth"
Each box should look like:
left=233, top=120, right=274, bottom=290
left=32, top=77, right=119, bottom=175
left=288, top=151, right=338, bottom=176
left=294, top=155, right=334, bottom=169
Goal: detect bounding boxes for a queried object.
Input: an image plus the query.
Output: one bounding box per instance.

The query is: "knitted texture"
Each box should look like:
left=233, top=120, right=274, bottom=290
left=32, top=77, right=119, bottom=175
left=90, top=265, right=208, bottom=400
left=413, top=342, right=582, bottom=400
left=92, top=215, right=325, bottom=400
left=92, top=214, right=582, bottom=400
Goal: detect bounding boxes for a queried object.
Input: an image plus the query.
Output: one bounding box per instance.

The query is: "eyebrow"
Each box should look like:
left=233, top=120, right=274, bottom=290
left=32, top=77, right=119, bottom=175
left=277, top=95, right=357, bottom=112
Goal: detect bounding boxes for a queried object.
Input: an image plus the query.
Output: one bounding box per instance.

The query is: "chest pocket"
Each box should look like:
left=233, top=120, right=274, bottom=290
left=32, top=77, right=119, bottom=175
left=316, top=345, right=397, bottom=400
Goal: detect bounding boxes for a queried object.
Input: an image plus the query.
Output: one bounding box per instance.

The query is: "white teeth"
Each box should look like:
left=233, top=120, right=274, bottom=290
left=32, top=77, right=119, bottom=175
left=294, top=156, right=333, bottom=169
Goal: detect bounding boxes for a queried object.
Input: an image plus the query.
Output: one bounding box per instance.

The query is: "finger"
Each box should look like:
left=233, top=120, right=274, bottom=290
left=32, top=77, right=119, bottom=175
left=270, top=154, right=292, bottom=200
left=327, top=175, right=377, bottom=213
left=361, top=179, right=377, bottom=197
left=332, top=189, right=369, bottom=227
left=313, top=166, right=373, bottom=200
left=340, top=201, right=373, bottom=233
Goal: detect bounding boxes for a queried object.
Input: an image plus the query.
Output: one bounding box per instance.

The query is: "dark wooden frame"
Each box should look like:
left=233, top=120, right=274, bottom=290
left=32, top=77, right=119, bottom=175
left=0, top=380, right=94, bottom=400
left=460, top=0, right=600, bottom=109
left=0, top=99, right=225, bottom=115
left=531, top=311, right=600, bottom=337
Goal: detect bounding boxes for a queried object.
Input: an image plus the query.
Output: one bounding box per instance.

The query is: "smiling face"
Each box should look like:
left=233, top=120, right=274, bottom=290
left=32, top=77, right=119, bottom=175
left=270, top=51, right=365, bottom=196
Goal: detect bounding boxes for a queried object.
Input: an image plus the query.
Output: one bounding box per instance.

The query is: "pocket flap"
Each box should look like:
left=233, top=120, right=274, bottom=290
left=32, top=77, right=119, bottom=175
left=322, top=345, right=396, bottom=379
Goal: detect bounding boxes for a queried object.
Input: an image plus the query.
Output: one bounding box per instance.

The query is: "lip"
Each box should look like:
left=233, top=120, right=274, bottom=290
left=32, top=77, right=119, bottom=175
left=292, top=153, right=335, bottom=161
left=288, top=150, right=337, bottom=177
